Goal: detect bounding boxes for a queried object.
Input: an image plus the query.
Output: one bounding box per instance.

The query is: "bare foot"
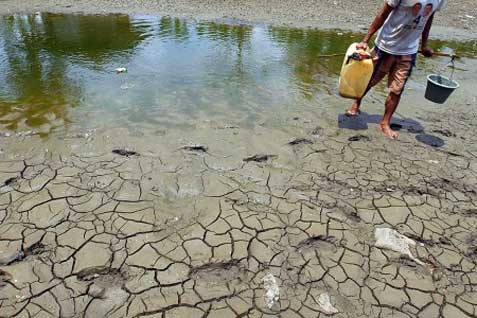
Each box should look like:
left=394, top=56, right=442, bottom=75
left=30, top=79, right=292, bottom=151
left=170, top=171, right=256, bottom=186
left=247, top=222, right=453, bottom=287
left=380, top=123, right=398, bottom=139
left=345, top=102, right=361, bottom=117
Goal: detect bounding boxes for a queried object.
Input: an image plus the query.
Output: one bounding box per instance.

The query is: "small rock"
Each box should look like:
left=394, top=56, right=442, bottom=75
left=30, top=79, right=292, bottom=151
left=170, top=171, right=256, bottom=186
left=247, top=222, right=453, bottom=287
left=262, top=273, right=280, bottom=310
left=375, top=228, right=424, bottom=266
left=88, top=284, right=106, bottom=299
left=317, top=293, right=339, bottom=314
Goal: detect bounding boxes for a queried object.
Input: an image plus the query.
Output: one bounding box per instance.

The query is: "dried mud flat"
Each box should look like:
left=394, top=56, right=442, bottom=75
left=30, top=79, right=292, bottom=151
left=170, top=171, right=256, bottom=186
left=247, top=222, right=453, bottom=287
left=1, top=95, right=477, bottom=318
left=1, top=2, right=477, bottom=317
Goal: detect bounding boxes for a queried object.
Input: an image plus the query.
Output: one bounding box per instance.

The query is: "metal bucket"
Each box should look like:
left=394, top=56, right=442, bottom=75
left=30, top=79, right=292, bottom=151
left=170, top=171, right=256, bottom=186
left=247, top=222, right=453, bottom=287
left=425, top=74, right=459, bottom=104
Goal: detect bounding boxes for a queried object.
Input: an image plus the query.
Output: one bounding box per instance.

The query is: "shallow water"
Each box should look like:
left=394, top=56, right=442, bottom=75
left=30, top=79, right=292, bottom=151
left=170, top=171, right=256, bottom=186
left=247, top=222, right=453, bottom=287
left=0, top=13, right=476, bottom=137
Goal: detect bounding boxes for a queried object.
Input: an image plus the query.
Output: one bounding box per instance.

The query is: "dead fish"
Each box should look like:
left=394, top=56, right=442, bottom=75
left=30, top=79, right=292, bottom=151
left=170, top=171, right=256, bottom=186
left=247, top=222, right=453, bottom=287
left=180, top=144, right=208, bottom=153
left=348, top=134, right=370, bottom=142
left=288, top=138, right=313, bottom=146
left=112, top=149, right=139, bottom=157
left=243, top=154, right=277, bottom=163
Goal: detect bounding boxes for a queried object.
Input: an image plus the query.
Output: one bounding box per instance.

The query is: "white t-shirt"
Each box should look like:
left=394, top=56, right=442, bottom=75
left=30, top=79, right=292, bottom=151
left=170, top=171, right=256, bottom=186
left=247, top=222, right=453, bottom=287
left=375, top=0, right=445, bottom=55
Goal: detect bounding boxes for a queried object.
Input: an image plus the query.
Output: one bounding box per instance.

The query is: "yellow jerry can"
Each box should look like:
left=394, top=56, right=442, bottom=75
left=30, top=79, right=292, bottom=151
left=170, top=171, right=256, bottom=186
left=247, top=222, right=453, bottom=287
left=338, top=43, right=374, bottom=99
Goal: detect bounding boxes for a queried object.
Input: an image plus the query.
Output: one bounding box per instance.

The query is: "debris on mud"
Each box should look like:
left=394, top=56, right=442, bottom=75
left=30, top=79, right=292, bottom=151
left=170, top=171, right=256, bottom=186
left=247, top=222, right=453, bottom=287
left=180, top=144, right=208, bottom=153
left=374, top=228, right=424, bottom=265
left=317, top=293, right=339, bottom=314
left=288, top=138, right=314, bottom=146
left=348, top=134, right=370, bottom=142
left=112, top=149, right=139, bottom=157
left=189, top=260, right=244, bottom=283
left=243, top=154, right=277, bottom=163
left=3, top=176, right=19, bottom=187
left=263, top=273, right=280, bottom=310
left=310, top=126, right=323, bottom=137
left=432, top=128, right=456, bottom=137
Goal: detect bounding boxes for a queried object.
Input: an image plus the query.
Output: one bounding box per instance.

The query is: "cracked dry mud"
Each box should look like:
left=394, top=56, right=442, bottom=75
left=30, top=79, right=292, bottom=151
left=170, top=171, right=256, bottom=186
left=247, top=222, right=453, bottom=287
left=1, top=110, right=476, bottom=318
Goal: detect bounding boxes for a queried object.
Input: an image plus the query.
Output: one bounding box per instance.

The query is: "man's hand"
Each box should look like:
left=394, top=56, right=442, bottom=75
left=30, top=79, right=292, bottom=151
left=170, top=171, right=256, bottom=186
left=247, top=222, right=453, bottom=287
left=421, top=46, right=434, bottom=57
left=356, top=42, right=369, bottom=51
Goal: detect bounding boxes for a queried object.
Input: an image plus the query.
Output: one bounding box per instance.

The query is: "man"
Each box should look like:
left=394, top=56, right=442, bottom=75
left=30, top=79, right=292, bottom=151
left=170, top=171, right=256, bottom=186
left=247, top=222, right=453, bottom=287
left=346, top=0, right=444, bottom=138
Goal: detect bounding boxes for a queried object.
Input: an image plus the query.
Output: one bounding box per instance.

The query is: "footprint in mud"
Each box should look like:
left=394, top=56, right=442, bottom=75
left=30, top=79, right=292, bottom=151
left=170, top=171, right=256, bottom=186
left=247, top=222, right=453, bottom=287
left=189, top=260, right=246, bottom=284
left=297, top=235, right=339, bottom=254
left=76, top=266, right=126, bottom=282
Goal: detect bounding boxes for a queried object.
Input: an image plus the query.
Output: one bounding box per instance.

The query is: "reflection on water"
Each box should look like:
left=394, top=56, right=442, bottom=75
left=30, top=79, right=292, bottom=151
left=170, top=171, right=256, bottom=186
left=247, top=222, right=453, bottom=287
left=0, top=13, right=476, bottom=136
left=0, top=13, right=147, bottom=136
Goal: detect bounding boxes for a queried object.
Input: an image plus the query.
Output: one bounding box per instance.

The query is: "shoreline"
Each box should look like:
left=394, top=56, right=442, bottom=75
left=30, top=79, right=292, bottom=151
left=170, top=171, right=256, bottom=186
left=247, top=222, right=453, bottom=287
left=0, top=0, right=476, bottom=42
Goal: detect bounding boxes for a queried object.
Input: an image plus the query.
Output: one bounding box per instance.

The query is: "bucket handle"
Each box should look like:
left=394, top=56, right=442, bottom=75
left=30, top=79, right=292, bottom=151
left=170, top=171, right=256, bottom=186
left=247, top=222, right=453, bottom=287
left=437, top=55, right=456, bottom=80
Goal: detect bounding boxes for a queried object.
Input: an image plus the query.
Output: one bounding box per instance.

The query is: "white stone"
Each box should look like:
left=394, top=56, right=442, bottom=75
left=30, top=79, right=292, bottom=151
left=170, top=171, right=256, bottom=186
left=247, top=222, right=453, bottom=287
left=374, top=228, right=424, bottom=265
left=318, top=293, right=339, bottom=314
left=262, top=273, right=280, bottom=309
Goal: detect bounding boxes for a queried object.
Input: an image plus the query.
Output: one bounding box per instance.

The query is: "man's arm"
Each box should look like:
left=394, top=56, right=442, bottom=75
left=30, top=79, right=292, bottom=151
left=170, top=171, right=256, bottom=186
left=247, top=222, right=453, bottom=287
left=421, top=13, right=435, bottom=57
left=357, top=3, right=395, bottom=50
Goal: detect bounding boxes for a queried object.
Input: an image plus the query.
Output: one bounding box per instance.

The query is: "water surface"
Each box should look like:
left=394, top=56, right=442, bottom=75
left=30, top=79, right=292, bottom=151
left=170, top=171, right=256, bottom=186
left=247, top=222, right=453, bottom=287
left=1, top=13, right=475, bottom=136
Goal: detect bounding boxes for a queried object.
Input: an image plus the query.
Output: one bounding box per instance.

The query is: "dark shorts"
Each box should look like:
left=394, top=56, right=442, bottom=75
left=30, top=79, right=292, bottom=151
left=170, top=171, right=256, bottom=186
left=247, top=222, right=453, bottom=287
left=369, top=47, right=417, bottom=95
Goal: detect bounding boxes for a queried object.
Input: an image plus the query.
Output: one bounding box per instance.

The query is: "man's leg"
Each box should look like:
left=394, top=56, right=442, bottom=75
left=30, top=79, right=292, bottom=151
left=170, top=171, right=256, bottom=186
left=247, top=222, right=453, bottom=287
left=379, top=54, right=414, bottom=138
left=380, top=92, right=401, bottom=138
